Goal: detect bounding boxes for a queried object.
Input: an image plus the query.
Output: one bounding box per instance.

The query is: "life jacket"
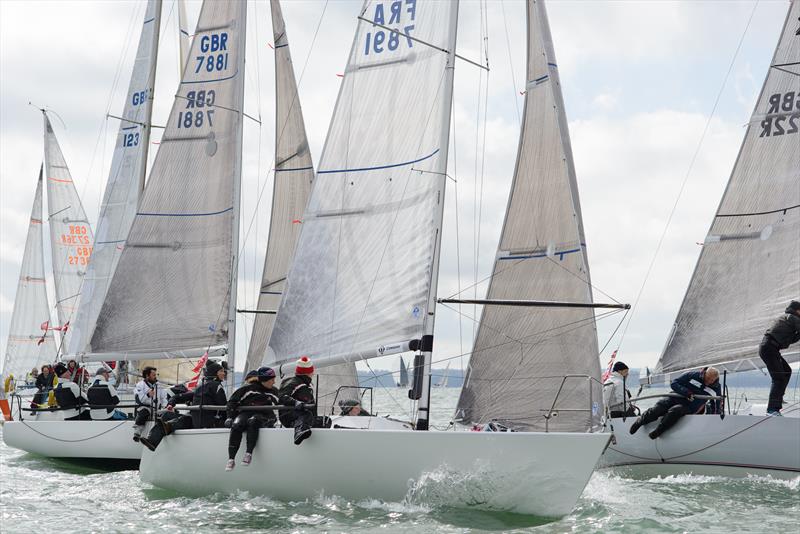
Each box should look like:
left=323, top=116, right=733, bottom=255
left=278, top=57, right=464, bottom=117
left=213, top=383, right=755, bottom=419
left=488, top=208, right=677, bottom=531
left=54, top=382, right=82, bottom=410
left=87, top=380, right=116, bottom=414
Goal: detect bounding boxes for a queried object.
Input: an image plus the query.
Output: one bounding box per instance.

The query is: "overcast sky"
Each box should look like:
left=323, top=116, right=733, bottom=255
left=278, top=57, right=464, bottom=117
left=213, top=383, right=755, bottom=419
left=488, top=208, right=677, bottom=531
left=0, top=0, right=790, bottom=378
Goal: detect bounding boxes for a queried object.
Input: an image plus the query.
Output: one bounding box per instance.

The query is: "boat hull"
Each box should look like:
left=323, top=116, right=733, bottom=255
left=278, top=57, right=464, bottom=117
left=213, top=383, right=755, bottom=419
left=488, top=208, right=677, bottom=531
left=600, top=414, right=800, bottom=479
left=2, top=420, right=142, bottom=460
left=141, top=428, right=610, bottom=517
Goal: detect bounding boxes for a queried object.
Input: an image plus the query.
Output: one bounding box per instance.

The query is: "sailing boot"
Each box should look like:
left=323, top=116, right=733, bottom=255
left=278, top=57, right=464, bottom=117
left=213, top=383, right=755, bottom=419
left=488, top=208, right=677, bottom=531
left=225, top=459, right=235, bottom=472
left=242, top=452, right=252, bottom=466
left=629, top=418, right=643, bottom=435
left=132, top=425, right=144, bottom=442
left=294, top=424, right=312, bottom=445
left=139, top=436, right=157, bottom=452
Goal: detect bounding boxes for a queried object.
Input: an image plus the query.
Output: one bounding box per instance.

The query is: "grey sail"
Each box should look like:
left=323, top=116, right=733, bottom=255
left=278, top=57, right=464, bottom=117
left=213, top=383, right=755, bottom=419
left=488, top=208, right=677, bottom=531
left=2, top=169, right=57, bottom=382
left=43, top=114, right=95, bottom=353
left=89, top=1, right=247, bottom=359
left=68, top=0, right=162, bottom=356
left=266, top=1, right=458, bottom=370
left=654, top=0, right=800, bottom=381
left=456, top=0, right=601, bottom=432
left=398, top=356, right=409, bottom=387
left=248, top=0, right=358, bottom=415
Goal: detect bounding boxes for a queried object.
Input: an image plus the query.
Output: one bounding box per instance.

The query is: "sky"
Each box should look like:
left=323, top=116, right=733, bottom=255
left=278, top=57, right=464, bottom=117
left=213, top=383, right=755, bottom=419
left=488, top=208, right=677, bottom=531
left=0, top=0, right=791, bottom=379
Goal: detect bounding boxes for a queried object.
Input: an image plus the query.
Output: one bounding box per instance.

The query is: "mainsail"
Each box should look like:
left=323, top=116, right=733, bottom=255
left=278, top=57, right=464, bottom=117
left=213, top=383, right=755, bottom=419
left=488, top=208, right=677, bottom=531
left=69, top=0, right=162, bottom=356
left=654, top=0, right=800, bottom=381
left=89, top=1, right=247, bottom=359
left=267, top=1, right=459, bottom=373
left=455, top=0, right=601, bottom=432
left=43, top=114, right=95, bottom=353
left=247, top=0, right=358, bottom=414
left=2, top=169, right=57, bottom=382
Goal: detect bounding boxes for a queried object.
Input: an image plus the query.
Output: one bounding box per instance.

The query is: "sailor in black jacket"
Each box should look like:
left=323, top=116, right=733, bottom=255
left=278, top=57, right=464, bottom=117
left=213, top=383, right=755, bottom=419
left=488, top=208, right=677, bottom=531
left=759, top=300, right=800, bottom=415
left=629, top=367, right=721, bottom=439
left=224, top=367, right=279, bottom=471
left=278, top=356, right=316, bottom=445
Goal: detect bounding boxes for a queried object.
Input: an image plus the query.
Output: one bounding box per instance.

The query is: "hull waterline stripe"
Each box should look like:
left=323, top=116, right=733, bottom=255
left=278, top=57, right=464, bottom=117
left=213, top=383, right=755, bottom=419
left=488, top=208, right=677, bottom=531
left=318, top=149, right=439, bottom=174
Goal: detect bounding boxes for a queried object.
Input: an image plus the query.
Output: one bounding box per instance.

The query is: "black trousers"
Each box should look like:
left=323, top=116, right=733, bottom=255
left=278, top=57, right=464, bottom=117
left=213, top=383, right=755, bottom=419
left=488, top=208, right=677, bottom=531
left=228, top=413, right=275, bottom=459
left=609, top=406, right=636, bottom=418
left=638, top=398, right=687, bottom=435
left=759, top=339, right=792, bottom=411
left=134, top=407, right=154, bottom=426
left=145, top=411, right=193, bottom=448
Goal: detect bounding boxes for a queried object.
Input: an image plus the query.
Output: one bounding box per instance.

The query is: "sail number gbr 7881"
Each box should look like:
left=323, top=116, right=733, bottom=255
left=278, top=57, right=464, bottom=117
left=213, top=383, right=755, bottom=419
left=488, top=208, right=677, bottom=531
left=759, top=91, right=800, bottom=137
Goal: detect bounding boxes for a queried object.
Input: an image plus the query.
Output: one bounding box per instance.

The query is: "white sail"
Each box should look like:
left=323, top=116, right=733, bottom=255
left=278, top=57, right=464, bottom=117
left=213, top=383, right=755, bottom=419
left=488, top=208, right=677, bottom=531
left=654, top=0, right=800, bottom=381
left=245, top=0, right=358, bottom=413
left=2, top=169, right=57, bottom=382
left=455, top=0, right=601, bottom=432
left=68, top=0, right=162, bottom=356
left=267, top=0, right=459, bottom=369
left=88, top=1, right=247, bottom=359
left=43, top=114, right=95, bottom=352
left=178, top=0, right=191, bottom=74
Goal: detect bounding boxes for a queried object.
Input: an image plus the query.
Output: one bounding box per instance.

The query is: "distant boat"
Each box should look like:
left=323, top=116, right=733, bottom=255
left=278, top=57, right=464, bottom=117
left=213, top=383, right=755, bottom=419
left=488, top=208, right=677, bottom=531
left=434, top=361, right=450, bottom=388
left=397, top=356, right=409, bottom=388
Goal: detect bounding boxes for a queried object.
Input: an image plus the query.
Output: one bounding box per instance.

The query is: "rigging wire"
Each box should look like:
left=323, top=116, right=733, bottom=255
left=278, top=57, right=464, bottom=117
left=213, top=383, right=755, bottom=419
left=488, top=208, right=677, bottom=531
left=500, top=0, right=521, bottom=126
left=614, top=0, right=761, bottom=355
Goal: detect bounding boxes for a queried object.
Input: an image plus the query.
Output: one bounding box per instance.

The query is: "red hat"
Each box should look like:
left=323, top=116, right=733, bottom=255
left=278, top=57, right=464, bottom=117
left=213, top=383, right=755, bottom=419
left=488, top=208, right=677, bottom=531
left=295, top=356, right=314, bottom=376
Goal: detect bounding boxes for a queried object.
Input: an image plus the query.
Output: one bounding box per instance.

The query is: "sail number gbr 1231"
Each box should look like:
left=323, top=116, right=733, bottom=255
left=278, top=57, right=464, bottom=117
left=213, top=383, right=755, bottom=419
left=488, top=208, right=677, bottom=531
left=759, top=91, right=800, bottom=137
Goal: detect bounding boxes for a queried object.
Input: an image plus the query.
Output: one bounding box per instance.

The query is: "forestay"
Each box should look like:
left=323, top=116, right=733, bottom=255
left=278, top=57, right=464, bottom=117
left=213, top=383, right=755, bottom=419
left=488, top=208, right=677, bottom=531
left=250, top=0, right=358, bottom=414
left=44, top=114, right=95, bottom=352
left=456, top=0, right=601, bottom=433
left=656, top=1, right=800, bottom=381
left=69, top=0, right=162, bottom=356
left=268, top=0, right=458, bottom=369
left=90, top=1, right=247, bottom=358
left=2, top=169, right=57, bottom=381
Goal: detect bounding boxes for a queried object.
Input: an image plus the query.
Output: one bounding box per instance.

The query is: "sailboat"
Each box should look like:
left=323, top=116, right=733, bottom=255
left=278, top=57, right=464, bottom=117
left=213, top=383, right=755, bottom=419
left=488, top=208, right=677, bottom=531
left=397, top=356, right=409, bottom=387
left=601, top=0, right=800, bottom=478
left=435, top=361, right=450, bottom=388
left=3, top=0, right=165, bottom=459
left=140, top=0, right=610, bottom=517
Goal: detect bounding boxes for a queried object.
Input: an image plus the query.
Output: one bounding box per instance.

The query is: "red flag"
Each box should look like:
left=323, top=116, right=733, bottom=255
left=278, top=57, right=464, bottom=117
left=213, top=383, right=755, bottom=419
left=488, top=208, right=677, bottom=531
left=601, top=350, right=618, bottom=383
left=191, top=352, right=209, bottom=373
left=40, top=320, right=50, bottom=332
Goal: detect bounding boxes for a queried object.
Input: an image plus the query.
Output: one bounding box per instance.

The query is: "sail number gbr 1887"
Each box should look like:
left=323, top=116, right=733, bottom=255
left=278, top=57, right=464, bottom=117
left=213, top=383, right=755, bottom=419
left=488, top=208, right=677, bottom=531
left=759, top=91, right=800, bottom=137
left=364, top=0, right=417, bottom=55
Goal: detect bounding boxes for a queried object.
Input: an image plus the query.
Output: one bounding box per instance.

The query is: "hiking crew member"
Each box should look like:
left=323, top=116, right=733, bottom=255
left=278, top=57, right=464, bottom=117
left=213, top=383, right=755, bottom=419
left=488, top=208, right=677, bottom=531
left=759, top=300, right=800, bottom=416
left=52, top=363, right=89, bottom=420
left=34, top=364, right=55, bottom=406
left=88, top=368, right=126, bottom=421
left=630, top=367, right=721, bottom=439
left=603, top=361, right=636, bottom=418
left=139, top=360, right=228, bottom=452
left=224, top=367, right=280, bottom=471
left=133, top=366, right=168, bottom=442
left=279, top=356, right=316, bottom=445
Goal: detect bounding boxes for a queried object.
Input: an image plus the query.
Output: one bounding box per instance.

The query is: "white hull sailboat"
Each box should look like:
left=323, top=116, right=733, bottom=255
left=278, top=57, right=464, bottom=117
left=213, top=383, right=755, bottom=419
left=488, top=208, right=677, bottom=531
left=141, top=428, right=609, bottom=517
left=601, top=0, right=800, bottom=478
left=3, top=420, right=141, bottom=461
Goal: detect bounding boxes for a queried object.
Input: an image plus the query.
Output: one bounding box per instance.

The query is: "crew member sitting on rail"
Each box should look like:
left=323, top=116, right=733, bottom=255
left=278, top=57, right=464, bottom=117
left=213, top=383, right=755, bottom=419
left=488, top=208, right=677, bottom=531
left=33, top=364, right=54, bottom=406
left=88, top=368, right=126, bottom=421
left=759, top=300, right=800, bottom=416
left=338, top=399, right=371, bottom=416
left=630, top=366, right=721, bottom=439
left=279, top=356, right=317, bottom=445
left=133, top=366, right=169, bottom=442
left=139, top=360, right=228, bottom=452
left=53, top=362, right=90, bottom=420
left=224, top=367, right=280, bottom=471
left=603, top=361, right=636, bottom=418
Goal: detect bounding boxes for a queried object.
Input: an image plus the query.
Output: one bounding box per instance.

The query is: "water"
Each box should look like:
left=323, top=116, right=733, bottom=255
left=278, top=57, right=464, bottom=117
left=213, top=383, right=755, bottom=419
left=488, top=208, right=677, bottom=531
left=2, top=388, right=798, bottom=533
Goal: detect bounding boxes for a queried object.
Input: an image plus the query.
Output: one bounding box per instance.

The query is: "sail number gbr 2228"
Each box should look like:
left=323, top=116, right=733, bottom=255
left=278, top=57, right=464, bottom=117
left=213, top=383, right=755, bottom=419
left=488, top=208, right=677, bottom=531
left=759, top=91, right=800, bottom=137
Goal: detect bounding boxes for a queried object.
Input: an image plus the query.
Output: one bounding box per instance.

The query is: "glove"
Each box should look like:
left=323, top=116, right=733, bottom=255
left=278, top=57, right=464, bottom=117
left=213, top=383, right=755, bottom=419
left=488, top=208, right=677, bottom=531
left=294, top=401, right=305, bottom=409
left=224, top=418, right=233, bottom=428
left=687, top=394, right=694, bottom=401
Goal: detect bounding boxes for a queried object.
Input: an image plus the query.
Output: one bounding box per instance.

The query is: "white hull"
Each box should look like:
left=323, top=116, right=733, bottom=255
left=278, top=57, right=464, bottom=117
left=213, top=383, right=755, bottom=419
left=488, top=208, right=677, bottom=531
left=2, top=420, right=142, bottom=460
left=141, top=428, right=610, bottom=517
left=600, top=413, right=800, bottom=479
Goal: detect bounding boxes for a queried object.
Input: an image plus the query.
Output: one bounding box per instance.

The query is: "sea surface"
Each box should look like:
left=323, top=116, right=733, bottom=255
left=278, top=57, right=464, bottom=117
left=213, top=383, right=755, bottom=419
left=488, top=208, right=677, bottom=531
left=2, top=387, right=798, bottom=533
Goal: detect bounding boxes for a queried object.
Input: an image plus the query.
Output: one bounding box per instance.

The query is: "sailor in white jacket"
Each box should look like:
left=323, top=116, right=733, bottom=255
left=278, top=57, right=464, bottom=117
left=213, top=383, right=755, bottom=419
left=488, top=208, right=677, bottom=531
left=52, top=363, right=89, bottom=420
left=603, top=362, right=636, bottom=418
left=88, top=368, right=125, bottom=420
left=132, top=366, right=169, bottom=440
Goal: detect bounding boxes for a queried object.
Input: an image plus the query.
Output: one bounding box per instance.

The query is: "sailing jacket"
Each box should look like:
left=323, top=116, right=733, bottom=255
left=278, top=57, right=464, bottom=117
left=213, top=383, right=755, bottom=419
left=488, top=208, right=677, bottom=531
left=134, top=379, right=169, bottom=411
left=226, top=382, right=280, bottom=424
left=169, top=377, right=228, bottom=428
left=603, top=372, right=631, bottom=412
left=87, top=377, right=121, bottom=420
left=764, top=312, right=800, bottom=350
left=35, top=372, right=55, bottom=392
left=278, top=375, right=314, bottom=405
left=670, top=370, right=721, bottom=414
left=54, top=378, right=88, bottom=419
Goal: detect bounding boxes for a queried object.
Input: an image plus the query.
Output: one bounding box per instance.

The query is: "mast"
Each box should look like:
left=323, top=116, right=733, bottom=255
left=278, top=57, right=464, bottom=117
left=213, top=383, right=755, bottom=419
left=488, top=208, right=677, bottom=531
left=415, top=1, right=460, bottom=431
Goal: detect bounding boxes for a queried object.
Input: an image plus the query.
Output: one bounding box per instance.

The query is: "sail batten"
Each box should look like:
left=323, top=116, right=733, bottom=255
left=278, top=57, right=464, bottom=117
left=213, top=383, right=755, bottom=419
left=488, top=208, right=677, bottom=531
left=2, top=169, right=57, bottom=381
left=455, top=0, right=601, bottom=433
left=654, top=1, right=800, bottom=380
left=88, top=1, right=247, bottom=357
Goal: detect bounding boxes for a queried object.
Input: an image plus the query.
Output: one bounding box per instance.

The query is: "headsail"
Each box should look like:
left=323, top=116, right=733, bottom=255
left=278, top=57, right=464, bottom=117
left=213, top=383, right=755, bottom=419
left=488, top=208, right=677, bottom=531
left=2, top=169, right=57, bottom=382
left=398, top=356, right=409, bottom=387
left=88, top=1, right=247, bottom=359
left=455, top=0, right=601, bottom=432
left=68, top=0, right=162, bottom=356
left=247, top=0, right=358, bottom=414
left=267, top=1, right=459, bottom=371
left=43, top=114, right=95, bottom=352
left=654, top=0, right=800, bottom=381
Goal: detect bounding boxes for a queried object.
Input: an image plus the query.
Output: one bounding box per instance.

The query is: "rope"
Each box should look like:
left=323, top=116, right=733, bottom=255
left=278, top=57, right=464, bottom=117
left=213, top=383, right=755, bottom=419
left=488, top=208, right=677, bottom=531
left=19, top=419, right=130, bottom=443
